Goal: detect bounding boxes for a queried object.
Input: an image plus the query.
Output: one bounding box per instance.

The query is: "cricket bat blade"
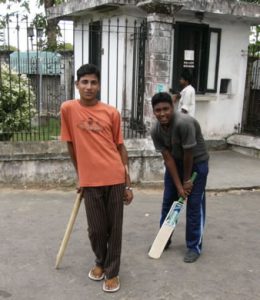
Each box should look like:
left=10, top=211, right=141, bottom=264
left=148, top=172, right=197, bottom=259
left=148, top=201, right=183, bottom=259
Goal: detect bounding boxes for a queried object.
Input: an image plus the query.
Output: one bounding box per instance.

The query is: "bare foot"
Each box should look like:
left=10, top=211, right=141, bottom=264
left=103, top=276, right=120, bottom=292
left=88, top=266, right=104, bottom=281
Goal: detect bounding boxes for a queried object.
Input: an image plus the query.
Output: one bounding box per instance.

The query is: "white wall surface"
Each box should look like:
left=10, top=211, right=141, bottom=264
left=73, top=16, right=142, bottom=114
left=73, top=12, right=251, bottom=140
left=175, top=15, right=250, bottom=139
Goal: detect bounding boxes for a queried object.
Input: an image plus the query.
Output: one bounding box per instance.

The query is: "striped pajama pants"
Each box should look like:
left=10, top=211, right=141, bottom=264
left=83, top=183, right=125, bottom=279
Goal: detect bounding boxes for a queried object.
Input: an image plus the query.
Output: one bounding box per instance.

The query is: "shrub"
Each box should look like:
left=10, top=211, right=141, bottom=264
left=0, top=63, right=36, bottom=140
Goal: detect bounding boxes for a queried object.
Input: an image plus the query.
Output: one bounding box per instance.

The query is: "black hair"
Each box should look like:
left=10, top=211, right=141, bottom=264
left=180, top=70, right=192, bottom=84
left=76, top=64, right=100, bottom=82
left=151, top=92, right=173, bottom=108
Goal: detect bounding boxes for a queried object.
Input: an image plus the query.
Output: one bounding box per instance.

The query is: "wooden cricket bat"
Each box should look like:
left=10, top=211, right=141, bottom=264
left=55, top=191, right=83, bottom=269
left=148, top=172, right=197, bottom=259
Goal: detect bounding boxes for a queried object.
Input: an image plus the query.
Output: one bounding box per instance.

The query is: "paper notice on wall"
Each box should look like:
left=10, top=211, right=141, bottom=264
left=184, top=50, right=195, bottom=68
left=155, top=83, right=166, bottom=93
left=184, top=50, right=194, bottom=61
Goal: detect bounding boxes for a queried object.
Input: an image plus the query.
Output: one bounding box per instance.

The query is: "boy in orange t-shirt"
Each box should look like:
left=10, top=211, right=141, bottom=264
left=60, top=64, right=133, bottom=293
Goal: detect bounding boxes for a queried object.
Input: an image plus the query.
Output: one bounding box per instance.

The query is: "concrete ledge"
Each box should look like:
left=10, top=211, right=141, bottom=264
left=205, top=139, right=227, bottom=150
left=227, top=134, right=260, bottom=159
left=0, top=141, right=68, bottom=161
left=0, top=140, right=164, bottom=187
left=196, top=94, right=217, bottom=102
left=181, top=0, right=260, bottom=21
left=47, top=0, right=137, bottom=19
left=0, top=139, right=226, bottom=188
left=227, top=134, right=260, bottom=150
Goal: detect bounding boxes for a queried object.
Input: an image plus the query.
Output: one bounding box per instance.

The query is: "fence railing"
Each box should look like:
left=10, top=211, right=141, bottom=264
left=0, top=15, right=147, bottom=141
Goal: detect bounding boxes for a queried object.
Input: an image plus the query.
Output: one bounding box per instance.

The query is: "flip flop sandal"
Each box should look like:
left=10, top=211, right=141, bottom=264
left=88, top=267, right=105, bottom=281
left=102, top=276, right=120, bottom=293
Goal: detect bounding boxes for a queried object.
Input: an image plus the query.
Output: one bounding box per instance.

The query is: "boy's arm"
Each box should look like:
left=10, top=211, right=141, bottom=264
left=183, top=148, right=193, bottom=182
left=67, top=142, right=77, bottom=172
left=117, top=143, right=133, bottom=205
left=67, top=141, right=80, bottom=191
left=60, top=104, right=80, bottom=191
left=188, top=90, right=196, bottom=117
left=117, top=143, right=131, bottom=187
left=161, top=149, right=188, bottom=198
left=183, top=149, right=194, bottom=193
left=179, top=119, right=196, bottom=192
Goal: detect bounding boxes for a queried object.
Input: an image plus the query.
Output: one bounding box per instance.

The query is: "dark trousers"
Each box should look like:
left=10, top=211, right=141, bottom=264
left=83, top=184, right=124, bottom=279
left=160, top=160, right=209, bottom=254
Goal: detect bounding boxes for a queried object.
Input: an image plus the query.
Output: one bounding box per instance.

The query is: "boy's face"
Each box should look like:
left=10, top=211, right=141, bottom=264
left=153, top=102, right=173, bottom=126
left=76, top=74, right=100, bottom=101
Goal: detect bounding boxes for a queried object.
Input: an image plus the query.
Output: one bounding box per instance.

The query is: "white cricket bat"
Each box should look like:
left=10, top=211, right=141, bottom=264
left=148, top=172, right=197, bottom=259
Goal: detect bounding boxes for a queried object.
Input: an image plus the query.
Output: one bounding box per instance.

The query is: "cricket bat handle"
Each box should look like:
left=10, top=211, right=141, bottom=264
left=55, top=190, right=83, bottom=269
left=189, top=171, right=197, bottom=183
left=178, top=172, right=198, bottom=203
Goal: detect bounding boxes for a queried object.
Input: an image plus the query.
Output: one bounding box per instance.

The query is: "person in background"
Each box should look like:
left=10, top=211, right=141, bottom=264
left=170, top=71, right=196, bottom=117
left=178, top=71, right=196, bottom=117
left=180, top=104, right=189, bottom=114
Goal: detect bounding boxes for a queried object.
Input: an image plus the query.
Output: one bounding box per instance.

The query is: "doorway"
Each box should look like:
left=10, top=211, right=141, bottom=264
left=172, top=22, right=209, bottom=93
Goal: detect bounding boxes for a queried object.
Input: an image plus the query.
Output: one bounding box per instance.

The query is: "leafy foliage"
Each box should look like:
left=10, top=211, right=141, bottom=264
left=0, top=44, right=17, bottom=51
left=0, top=1, right=65, bottom=51
left=57, top=42, right=73, bottom=51
left=0, top=64, right=36, bottom=140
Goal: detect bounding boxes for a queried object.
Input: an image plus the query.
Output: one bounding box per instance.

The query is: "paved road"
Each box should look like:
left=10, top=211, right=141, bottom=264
left=0, top=188, right=259, bottom=300
left=207, top=151, right=260, bottom=190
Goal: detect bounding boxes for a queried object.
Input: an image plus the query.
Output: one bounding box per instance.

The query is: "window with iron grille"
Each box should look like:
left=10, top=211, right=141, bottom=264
left=172, top=22, right=221, bottom=94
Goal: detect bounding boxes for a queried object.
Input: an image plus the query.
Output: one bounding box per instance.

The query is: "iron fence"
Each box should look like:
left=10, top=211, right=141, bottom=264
left=0, top=15, right=147, bottom=142
left=87, top=18, right=147, bottom=139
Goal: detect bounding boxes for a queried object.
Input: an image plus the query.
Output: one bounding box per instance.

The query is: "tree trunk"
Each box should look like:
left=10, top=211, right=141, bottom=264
left=44, top=0, right=58, bottom=51
left=46, top=18, right=59, bottom=51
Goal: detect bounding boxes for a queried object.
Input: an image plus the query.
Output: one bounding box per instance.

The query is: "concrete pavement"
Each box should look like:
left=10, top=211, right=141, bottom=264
left=1, top=149, right=260, bottom=300
left=207, top=150, right=260, bottom=191
left=0, top=187, right=260, bottom=300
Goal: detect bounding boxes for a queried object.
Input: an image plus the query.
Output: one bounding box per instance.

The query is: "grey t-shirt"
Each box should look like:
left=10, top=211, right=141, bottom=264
left=151, top=112, right=209, bottom=163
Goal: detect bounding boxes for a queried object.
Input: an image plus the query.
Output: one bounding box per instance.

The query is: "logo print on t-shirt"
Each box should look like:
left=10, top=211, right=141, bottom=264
left=77, top=117, right=103, bottom=132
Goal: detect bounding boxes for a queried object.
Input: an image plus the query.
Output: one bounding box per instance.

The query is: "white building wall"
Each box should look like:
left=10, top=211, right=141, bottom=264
left=101, top=17, right=138, bottom=113
left=199, top=21, right=249, bottom=139
left=73, top=16, right=141, bottom=115
left=175, top=15, right=250, bottom=139
left=73, top=12, right=250, bottom=140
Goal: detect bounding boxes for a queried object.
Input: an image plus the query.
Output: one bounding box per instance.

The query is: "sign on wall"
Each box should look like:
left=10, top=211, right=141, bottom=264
left=155, top=83, right=167, bottom=93
left=183, top=50, right=195, bottom=68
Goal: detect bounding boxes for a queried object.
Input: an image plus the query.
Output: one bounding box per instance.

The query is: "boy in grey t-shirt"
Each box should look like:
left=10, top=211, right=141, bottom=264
left=151, top=92, right=209, bottom=263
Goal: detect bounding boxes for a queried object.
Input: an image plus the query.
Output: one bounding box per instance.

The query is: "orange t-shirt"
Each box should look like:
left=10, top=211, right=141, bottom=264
left=60, top=99, right=125, bottom=187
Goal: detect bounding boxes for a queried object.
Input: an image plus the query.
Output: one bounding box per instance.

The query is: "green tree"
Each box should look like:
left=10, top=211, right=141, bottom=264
left=57, top=42, right=73, bottom=51
left=0, top=44, right=17, bottom=51
left=0, top=0, right=65, bottom=51
left=0, top=64, right=36, bottom=140
left=256, top=25, right=260, bottom=43
left=39, top=0, right=61, bottom=51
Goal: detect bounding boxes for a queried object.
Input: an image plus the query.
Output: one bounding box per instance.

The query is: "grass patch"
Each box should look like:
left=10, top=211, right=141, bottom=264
left=10, top=117, right=61, bottom=141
